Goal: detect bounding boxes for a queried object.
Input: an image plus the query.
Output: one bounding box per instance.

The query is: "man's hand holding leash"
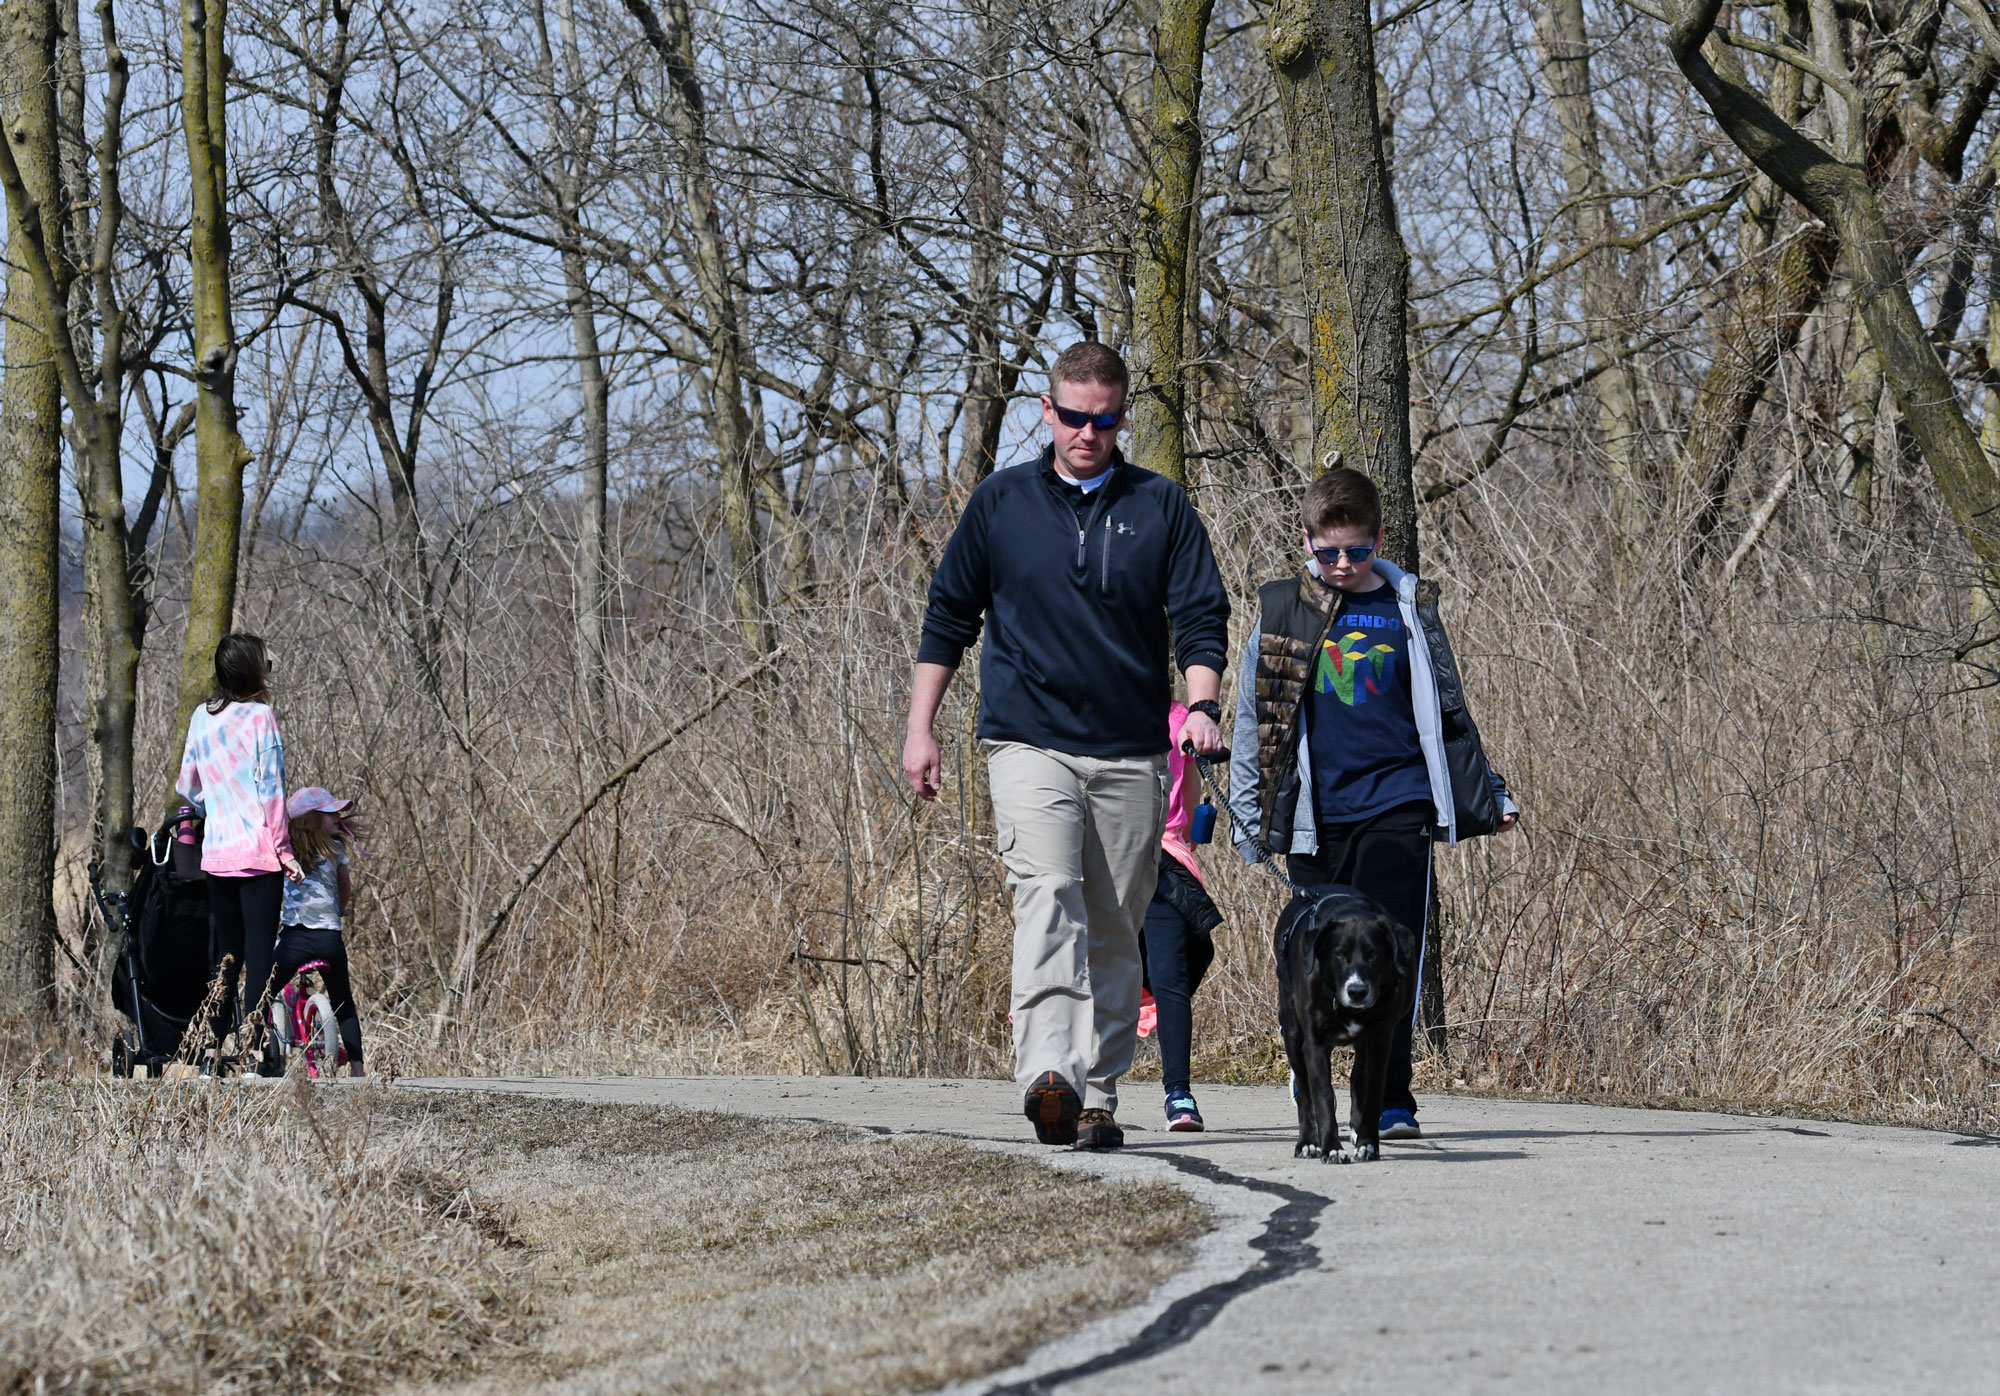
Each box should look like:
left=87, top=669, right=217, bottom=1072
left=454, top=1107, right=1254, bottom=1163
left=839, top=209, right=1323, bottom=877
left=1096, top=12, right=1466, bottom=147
left=1178, top=689, right=1226, bottom=756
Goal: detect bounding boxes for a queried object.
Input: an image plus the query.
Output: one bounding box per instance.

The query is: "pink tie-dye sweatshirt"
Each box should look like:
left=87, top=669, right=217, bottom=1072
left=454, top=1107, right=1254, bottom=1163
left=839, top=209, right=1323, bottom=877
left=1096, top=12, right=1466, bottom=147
left=175, top=701, right=294, bottom=876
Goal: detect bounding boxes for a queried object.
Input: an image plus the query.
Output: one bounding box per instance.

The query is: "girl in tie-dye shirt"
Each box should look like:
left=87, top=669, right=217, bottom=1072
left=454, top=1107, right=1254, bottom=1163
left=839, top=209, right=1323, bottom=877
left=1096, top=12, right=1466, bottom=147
left=177, top=633, right=302, bottom=1073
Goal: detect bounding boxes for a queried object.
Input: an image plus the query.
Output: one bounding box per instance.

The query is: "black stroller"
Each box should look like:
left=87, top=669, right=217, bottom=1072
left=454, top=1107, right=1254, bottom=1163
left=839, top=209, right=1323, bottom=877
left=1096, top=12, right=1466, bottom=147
left=94, top=811, right=215, bottom=1077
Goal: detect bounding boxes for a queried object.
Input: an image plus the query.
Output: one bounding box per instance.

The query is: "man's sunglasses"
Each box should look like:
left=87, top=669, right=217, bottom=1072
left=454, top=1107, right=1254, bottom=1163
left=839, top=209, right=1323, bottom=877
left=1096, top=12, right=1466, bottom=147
left=1311, top=543, right=1376, bottom=566
left=1051, top=403, right=1125, bottom=431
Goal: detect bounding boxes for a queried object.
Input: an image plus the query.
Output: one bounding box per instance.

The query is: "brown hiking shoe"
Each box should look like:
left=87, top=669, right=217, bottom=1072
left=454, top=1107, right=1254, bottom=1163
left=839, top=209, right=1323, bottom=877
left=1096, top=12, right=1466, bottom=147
left=1074, top=1108, right=1124, bottom=1151
left=1024, top=1071, right=1082, bottom=1145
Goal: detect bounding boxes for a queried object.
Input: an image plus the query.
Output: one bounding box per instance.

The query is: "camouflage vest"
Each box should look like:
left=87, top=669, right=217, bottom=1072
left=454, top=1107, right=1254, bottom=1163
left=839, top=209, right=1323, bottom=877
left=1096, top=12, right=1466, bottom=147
left=1255, top=568, right=1452, bottom=850
left=1252, top=572, right=1342, bottom=850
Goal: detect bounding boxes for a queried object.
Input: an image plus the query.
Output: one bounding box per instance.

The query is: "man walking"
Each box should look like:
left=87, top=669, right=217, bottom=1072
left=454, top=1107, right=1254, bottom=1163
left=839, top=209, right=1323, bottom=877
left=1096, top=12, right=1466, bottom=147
left=902, top=342, right=1230, bottom=1150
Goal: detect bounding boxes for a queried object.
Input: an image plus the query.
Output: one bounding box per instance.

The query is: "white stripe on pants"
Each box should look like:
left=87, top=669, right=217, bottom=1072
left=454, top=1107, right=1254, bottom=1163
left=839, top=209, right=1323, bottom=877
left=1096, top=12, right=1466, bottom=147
left=986, top=741, right=1168, bottom=1114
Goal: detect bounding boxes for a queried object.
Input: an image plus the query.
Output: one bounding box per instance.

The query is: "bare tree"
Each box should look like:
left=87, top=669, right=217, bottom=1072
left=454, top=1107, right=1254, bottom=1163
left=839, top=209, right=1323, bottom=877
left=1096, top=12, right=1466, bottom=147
left=1653, top=0, right=2000, bottom=571
left=622, top=0, right=771, bottom=662
left=0, top=0, right=64, bottom=1011
left=1129, top=0, right=1217, bottom=488
left=1534, top=0, right=1649, bottom=543
left=167, top=0, right=255, bottom=795
left=1267, top=0, right=1417, bottom=563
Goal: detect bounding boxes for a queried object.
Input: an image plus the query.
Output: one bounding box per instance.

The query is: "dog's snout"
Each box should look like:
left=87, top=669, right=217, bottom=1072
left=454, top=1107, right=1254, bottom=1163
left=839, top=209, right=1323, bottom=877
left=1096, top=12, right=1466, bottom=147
left=1338, top=973, right=1376, bottom=1010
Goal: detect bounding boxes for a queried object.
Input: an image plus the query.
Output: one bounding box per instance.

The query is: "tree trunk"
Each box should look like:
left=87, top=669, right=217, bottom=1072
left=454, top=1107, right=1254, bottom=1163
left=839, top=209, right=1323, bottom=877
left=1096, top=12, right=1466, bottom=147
left=1535, top=0, right=1647, bottom=540
left=0, top=0, right=63, bottom=1013
left=1836, top=307, right=1882, bottom=544
left=1129, top=0, right=1216, bottom=490
left=301, top=1, right=448, bottom=705
left=76, top=0, right=137, bottom=905
left=1677, top=224, right=1837, bottom=557
left=1665, top=5, right=2000, bottom=571
left=1267, top=0, right=1418, bottom=569
left=623, top=0, right=772, bottom=661
left=539, top=0, right=611, bottom=731
left=0, top=0, right=139, bottom=917
left=170, top=0, right=252, bottom=800
left=951, top=0, right=1014, bottom=493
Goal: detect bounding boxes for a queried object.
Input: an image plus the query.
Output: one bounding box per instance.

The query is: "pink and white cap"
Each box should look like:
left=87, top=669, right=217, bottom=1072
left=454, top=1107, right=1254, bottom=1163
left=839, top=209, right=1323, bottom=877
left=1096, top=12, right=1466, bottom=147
left=286, top=786, right=353, bottom=820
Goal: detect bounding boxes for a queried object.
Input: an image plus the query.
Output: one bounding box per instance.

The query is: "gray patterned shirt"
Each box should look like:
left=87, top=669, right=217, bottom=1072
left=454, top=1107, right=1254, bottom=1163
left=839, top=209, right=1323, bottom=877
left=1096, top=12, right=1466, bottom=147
left=282, top=853, right=346, bottom=931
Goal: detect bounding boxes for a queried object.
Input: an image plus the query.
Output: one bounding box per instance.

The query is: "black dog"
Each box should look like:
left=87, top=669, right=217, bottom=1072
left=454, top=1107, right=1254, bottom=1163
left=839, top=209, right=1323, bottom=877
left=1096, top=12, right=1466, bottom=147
left=1274, top=885, right=1417, bottom=1163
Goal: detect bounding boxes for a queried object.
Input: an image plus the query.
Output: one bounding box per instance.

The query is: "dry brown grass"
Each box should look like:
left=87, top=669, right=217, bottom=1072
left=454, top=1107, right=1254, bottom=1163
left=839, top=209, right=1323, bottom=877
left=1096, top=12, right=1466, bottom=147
left=376, top=1090, right=1203, bottom=1396
left=0, top=1074, right=1202, bottom=1395
left=43, top=343, right=2000, bottom=1137
left=0, top=1074, right=520, bottom=1395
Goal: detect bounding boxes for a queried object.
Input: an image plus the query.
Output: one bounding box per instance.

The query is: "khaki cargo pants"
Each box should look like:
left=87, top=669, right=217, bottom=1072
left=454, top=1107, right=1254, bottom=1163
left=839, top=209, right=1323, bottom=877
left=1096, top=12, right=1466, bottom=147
left=985, top=741, right=1169, bottom=1115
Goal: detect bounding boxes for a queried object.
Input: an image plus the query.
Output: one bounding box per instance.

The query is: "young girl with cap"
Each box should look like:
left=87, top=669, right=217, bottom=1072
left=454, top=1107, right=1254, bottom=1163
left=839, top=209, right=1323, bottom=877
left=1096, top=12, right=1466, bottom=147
left=272, top=787, right=367, bottom=1076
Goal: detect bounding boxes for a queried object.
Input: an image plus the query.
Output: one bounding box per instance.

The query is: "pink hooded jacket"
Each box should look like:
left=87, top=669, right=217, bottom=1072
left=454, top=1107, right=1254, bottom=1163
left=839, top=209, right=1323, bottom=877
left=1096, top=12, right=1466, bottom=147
left=1162, top=701, right=1206, bottom=885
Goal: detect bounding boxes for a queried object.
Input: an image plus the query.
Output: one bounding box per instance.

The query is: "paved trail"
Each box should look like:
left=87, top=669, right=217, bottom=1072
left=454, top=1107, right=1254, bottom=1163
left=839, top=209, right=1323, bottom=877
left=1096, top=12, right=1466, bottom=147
left=401, top=1075, right=2000, bottom=1394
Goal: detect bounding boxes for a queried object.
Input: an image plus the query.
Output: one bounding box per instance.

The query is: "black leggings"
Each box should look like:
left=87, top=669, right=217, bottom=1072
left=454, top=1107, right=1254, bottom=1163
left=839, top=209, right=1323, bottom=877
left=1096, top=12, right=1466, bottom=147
left=1141, top=896, right=1202, bottom=1097
left=272, top=926, right=364, bottom=1066
left=207, top=871, right=285, bottom=1052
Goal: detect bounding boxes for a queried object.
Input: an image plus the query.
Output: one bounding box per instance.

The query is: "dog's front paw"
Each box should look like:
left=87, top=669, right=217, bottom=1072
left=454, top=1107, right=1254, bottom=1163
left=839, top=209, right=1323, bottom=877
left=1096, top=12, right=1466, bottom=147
left=1325, top=1147, right=1352, bottom=1164
left=1353, top=1141, right=1380, bottom=1162
left=1295, top=1140, right=1320, bottom=1159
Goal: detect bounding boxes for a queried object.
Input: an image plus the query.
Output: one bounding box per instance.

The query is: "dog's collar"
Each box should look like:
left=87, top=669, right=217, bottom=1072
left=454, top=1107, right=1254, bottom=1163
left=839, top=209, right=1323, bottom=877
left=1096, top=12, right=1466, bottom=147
left=1268, top=862, right=1348, bottom=958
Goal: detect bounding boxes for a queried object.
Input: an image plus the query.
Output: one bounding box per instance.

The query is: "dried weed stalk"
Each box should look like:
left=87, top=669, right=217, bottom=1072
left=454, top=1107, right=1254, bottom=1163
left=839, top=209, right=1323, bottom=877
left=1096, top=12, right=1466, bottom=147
left=0, top=1076, right=522, bottom=1393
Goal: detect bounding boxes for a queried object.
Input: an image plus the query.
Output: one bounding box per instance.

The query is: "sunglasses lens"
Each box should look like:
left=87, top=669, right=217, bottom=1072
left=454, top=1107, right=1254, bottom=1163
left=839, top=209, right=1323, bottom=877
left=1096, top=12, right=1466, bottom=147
left=1054, top=406, right=1120, bottom=430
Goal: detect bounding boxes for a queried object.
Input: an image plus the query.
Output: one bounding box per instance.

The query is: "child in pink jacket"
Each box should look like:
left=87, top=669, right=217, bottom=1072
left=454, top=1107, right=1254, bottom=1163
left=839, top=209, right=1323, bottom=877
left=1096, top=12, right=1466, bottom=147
left=1141, top=700, right=1223, bottom=1130
left=176, top=633, right=302, bottom=1072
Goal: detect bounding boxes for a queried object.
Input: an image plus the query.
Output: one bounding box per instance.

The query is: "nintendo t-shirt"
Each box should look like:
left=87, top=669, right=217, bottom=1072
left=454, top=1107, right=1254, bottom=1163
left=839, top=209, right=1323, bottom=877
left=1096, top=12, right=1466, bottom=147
left=1305, top=583, right=1432, bottom=824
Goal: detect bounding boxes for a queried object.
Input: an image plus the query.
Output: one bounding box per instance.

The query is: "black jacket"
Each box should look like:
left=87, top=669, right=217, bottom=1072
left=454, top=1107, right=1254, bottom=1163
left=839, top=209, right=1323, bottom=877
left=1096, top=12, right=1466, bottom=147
left=917, top=447, right=1231, bottom=757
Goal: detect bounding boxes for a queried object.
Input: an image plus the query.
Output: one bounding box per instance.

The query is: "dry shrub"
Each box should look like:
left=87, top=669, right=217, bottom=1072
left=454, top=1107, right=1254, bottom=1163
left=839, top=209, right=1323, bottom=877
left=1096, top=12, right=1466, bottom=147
left=1415, top=476, right=2000, bottom=1129
left=44, top=393, right=2000, bottom=1136
left=0, top=1075, right=521, bottom=1394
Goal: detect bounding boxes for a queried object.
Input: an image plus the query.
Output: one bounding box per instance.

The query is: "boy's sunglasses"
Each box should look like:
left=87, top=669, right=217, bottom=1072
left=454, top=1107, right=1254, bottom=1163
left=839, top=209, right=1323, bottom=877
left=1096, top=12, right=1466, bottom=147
left=1311, top=543, right=1376, bottom=566
left=1051, top=403, right=1124, bottom=431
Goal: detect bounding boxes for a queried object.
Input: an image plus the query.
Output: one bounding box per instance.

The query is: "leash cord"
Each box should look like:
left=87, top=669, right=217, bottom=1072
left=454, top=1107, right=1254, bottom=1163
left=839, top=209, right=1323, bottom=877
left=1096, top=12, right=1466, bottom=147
left=1181, top=740, right=1324, bottom=903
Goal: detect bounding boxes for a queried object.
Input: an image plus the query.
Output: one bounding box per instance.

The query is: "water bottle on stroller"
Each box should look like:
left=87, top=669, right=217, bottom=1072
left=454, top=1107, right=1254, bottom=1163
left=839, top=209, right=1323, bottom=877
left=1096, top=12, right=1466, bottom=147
left=168, top=804, right=204, bottom=879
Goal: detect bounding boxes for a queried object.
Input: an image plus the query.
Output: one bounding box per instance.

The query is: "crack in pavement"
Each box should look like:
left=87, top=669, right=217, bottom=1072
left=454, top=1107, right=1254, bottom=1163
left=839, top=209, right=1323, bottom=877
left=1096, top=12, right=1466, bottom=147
left=977, top=1151, right=1330, bottom=1395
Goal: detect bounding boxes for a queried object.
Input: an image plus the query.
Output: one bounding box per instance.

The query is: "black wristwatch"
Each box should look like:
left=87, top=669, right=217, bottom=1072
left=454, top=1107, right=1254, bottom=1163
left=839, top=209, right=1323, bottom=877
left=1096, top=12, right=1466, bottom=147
left=1186, top=700, right=1223, bottom=724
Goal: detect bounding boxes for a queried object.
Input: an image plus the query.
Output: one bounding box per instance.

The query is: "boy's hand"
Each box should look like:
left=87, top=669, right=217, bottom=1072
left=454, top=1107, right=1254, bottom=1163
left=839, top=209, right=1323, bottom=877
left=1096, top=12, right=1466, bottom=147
left=1498, top=811, right=1519, bottom=832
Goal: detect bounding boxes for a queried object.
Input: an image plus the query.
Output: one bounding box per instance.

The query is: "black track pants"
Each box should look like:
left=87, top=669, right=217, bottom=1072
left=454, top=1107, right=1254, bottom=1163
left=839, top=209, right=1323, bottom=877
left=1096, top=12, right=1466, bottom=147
left=1286, top=800, right=1432, bottom=1116
left=207, top=871, right=285, bottom=1053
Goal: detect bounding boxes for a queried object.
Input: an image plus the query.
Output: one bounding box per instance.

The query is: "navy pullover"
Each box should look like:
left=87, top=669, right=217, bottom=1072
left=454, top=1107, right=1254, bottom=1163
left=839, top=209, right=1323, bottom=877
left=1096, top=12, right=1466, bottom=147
left=916, top=447, right=1232, bottom=757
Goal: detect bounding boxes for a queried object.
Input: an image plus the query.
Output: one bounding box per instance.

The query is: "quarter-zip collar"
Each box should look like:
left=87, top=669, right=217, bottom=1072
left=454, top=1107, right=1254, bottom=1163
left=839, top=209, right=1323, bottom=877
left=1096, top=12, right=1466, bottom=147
left=1038, top=445, right=1126, bottom=582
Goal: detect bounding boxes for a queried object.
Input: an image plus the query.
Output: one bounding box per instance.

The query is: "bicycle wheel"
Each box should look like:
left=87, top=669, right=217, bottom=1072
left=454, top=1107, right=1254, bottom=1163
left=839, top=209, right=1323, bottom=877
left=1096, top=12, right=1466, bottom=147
left=300, top=993, right=339, bottom=1078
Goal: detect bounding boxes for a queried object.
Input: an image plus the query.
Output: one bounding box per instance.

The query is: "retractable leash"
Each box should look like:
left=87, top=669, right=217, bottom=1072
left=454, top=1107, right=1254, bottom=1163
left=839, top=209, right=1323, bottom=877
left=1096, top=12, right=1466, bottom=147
left=1179, top=741, right=1339, bottom=969
left=1179, top=740, right=1322, bottom=898
left=1182, top=743, right=1226, bottom=845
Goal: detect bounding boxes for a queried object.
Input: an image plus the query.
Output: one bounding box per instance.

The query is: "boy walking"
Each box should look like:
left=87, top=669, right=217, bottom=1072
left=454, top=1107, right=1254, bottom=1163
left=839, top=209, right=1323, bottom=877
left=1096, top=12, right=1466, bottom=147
left=1227, top=469, right=1515, bottom=1139
left=903, top=342, right=1230, bottom=1151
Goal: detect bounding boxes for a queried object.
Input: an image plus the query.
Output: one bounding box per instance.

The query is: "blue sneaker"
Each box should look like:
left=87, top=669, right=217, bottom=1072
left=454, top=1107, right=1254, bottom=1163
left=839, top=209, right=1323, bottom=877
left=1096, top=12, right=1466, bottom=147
left=1378, top=1108, right=1421, bottom=1140
left=1165, top=1092, right=1205, bottom=1132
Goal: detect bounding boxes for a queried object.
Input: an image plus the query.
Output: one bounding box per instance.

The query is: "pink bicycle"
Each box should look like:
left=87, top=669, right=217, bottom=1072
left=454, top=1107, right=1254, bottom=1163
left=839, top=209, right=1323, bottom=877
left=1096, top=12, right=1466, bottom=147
left=267, top=961, right=347, bottom=1078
